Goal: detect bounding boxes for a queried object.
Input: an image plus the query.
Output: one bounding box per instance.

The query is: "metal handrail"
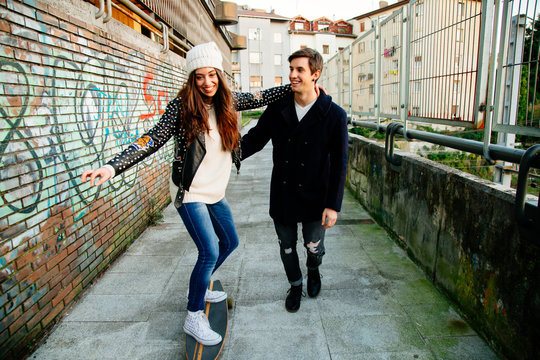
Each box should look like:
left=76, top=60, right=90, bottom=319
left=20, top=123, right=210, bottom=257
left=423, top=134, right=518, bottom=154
left=116, top=0, right=190, bottom=52
left=515, top=145, right=540, bottom=226
left=95, top=0, right=105, bottom=19
left=95, top=0, right=190, bottom=53
left=352, top=120, right=540, bottom=169
left=103, top=0, right=112, bottom=23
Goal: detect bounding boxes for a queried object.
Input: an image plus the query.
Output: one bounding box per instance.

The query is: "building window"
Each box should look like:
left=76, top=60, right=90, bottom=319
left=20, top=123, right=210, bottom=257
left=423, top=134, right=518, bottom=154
left=295, top=22, right=304, bottom=30
left=414, top=55, right=422, bottom=68
left=412, top=106, right=420, bottom=116
left=457, top=29, right=464, bottom=42
left=453, top=80, right=460, bottom=93
left=359, top=42, right=365, bottom=53
left=338, top=47, right=344, bottom=51
left=274, top=32, right=282, bottom=43
left=393, top=35, right=399, bottom=47
left=392, top=59, right=399, bottom=71
left=249, top=52, right=261, bottom=64
left=274, top=77, right=282, bottom=86
left=250, top=76, right=262, bottom=88
left=370, top=40, right=375, bottom=50
left=360, top=22, right=365, bottom=32
left=391, top=106, right=398, bottom=114
left=392, top=83, right=398, bottom=94
left=319, top=24, right=329, bottom=32
left=455, top=55, right=462, bottom=68
left=416, top=1, right=424, bottom=16
left=274, top=54, right=282, bottom=66
left=414, top=81, right=421, bottom=93
left=369, top=84, right=374, bottom=94
left=458, top=2, right=464, bottom=17
left=452, top=105, right=460, bottom=119
left=415, top=28, right=423, bottom=41
left=248, top=28, right=260, bottom=40
left=323, top=45, right=329, bottom=54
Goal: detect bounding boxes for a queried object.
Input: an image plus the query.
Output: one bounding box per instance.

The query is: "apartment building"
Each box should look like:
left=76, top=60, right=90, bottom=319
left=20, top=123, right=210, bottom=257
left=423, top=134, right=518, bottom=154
left=289, top=16, right=356, bottom=62
left=228, top=7, right=291, bottom=92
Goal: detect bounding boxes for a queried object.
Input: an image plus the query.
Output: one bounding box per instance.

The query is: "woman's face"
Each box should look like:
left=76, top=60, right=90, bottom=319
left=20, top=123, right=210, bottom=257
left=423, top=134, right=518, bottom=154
left=195, top=67, right=219, bottom=98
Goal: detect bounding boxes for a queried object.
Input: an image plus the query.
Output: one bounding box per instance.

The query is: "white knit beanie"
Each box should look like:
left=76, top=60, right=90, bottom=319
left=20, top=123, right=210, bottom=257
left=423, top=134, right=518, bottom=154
left=185, top=42, right=223, bottom=75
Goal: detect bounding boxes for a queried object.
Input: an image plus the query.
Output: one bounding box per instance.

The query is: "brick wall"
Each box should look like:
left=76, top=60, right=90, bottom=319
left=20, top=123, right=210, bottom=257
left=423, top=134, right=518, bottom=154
left=0, top=0, right=185, bottom=357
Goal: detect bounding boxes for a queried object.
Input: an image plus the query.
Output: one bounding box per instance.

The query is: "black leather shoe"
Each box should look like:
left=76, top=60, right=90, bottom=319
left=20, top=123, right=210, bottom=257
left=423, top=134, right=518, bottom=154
left=285, top=285, right=303, bottom=312
left=307, top=268, right=321, bottom=298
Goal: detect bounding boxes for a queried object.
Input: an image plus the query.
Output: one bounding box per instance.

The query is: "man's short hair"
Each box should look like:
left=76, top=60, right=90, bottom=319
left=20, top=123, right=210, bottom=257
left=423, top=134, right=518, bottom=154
left=288, top=48, right=323, bottom=75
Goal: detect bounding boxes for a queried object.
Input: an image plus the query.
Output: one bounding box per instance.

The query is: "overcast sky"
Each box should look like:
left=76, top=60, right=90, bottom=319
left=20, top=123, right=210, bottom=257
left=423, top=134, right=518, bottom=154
left=236, top=0, right=398, bottom=21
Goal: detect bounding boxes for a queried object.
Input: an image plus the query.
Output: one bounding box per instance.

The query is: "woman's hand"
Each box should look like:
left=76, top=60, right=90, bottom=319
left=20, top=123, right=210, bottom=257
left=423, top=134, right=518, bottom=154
left=315, top=84, right=328, bottom=96
left=81, top=167, right=112, bottom=186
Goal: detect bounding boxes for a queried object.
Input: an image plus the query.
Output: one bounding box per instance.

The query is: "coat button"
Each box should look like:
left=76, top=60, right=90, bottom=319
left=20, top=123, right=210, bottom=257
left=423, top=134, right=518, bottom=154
left=298, top=184, right=302, bottom=187
left=283, top=181, right=287, bottom=184
left=300, top=163, right=304, bottom=167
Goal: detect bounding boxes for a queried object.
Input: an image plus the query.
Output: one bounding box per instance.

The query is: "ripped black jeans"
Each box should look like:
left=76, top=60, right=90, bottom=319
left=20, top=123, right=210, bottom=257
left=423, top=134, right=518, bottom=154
left=273, top=220, right=326, bottom=286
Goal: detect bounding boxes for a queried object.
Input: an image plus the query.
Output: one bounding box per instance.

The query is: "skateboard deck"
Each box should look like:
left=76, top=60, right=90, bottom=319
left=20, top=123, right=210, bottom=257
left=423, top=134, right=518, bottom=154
left=185, top=280, right=228, bottom=360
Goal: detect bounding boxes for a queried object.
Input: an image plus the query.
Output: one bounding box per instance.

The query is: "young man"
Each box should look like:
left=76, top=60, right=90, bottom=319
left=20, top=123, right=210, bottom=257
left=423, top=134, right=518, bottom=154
left=240, top=48, right=349, bottom=312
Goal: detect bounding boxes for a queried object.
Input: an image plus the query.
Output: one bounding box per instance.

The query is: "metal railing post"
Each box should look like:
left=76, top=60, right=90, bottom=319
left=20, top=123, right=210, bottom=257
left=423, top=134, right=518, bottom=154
left=400, top=4, right=411, bottom=141
left=95, top=0, right=105, bottom=19
left=375, top=18, right=381, bottom=128
left=483, top=0, right=507, bottom=164
left=103, top=0, right=112, bottom=23
left=160, top=22, right=169, bottom=53
left=338, top=53, right=342, bottom=107
left=349, top=45, right=353, bottom=119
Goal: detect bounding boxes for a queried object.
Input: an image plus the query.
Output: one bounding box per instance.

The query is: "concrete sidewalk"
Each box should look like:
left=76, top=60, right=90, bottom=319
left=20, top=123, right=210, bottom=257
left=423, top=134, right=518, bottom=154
left=30, top=133, right=500, bottom=359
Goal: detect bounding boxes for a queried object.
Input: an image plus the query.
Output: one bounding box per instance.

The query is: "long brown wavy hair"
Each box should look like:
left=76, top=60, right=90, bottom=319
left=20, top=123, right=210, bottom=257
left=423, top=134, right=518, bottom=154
left=177, top=69, right=239, bottom=151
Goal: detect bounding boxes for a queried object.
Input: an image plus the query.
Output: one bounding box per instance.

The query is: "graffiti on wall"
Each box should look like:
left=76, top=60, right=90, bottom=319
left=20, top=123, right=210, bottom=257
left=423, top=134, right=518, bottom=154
left=1, top=50, right=176, bottom=220
left=0, top=47, right=180, bottom=298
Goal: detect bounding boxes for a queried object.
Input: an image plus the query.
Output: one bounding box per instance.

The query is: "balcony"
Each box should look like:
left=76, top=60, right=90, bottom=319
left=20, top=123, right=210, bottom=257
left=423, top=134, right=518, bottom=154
left=215, top=1, right=238, bottom=25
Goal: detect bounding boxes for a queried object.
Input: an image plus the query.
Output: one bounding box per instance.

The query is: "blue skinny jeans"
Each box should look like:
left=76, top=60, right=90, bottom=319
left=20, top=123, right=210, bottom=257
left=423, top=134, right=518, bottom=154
left=177, top=198, right=239, bottom=312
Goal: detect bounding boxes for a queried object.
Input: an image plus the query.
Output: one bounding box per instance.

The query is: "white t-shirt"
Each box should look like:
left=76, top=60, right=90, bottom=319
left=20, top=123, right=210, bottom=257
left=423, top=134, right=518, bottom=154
left=181, top=104, right=232, bottom=204
left=295, top=99, right=316, bottom=121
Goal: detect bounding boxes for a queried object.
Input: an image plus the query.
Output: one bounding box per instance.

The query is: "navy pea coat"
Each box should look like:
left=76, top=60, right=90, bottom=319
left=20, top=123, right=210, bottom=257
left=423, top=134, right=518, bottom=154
left=241, top=92, right=348, bottom=224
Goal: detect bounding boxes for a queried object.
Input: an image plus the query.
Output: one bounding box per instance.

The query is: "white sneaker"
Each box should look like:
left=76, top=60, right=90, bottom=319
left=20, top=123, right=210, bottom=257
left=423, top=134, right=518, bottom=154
left=204, top=289, right=227, bottom=303
left=186, top=288, right=227, bottom=303
left=183, top=310, right=222, bottom=346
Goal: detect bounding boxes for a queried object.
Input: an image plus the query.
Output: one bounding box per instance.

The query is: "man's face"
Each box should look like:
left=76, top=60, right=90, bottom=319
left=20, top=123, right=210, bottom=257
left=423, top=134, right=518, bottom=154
left=289, top=57, right=320, bottom=94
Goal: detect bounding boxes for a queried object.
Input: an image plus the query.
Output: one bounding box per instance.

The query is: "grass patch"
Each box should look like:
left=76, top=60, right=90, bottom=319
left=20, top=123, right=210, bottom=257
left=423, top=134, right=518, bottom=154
left=148, top=198, right=164, bottom=226
left=241, top=110, right=263, bottom=127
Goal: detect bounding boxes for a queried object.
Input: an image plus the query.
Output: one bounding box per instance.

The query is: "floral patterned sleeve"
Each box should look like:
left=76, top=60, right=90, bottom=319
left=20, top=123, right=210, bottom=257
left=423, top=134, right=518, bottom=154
left=107, top=97, right=181, bottom=176
left=233, top=84, right=292, bottom=111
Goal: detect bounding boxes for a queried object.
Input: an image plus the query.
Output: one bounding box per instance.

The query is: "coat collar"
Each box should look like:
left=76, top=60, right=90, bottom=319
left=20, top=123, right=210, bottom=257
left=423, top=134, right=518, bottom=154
left=280, top=91, right=333, bottom=133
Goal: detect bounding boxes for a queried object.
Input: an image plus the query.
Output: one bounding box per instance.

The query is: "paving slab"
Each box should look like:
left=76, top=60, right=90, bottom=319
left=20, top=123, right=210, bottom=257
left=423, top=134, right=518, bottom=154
left=29, top=124, right=500, bottom=360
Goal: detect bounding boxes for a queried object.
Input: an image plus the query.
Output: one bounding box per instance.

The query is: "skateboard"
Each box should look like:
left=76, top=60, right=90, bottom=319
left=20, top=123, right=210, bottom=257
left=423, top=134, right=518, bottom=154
left=185, top=280, right=228, bottom=360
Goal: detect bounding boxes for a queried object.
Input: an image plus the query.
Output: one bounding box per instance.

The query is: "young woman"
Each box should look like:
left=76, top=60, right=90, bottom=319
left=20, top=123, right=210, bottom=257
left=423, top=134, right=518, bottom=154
left=81, top=42, right=293, bottom=345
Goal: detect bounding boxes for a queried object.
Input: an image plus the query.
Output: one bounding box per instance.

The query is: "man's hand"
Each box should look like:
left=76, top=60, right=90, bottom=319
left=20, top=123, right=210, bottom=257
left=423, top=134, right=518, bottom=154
left=81, top=167, right=112, bottom=187
left=321, top=208, right=338, bottom=229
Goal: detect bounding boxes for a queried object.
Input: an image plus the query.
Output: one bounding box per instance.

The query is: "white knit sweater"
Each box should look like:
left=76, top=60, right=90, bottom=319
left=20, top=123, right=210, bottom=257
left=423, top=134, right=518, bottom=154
left=181, top=104, right=232, bottom=204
